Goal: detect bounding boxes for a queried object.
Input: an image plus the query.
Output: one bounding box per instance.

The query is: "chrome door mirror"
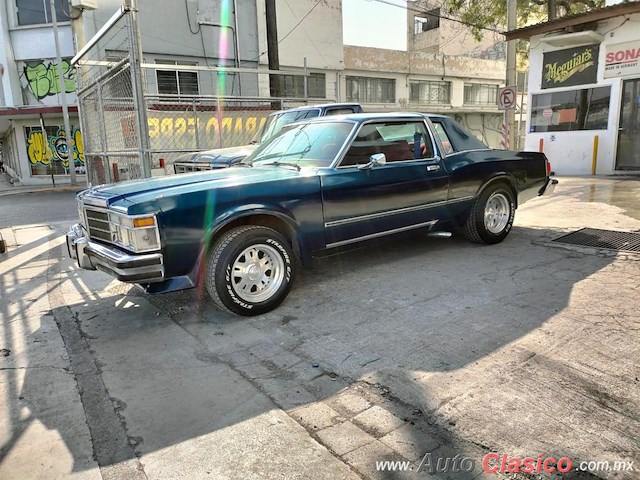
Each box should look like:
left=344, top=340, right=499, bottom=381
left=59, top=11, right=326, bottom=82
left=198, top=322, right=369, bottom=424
left=358, top=153, right=387, bottom=170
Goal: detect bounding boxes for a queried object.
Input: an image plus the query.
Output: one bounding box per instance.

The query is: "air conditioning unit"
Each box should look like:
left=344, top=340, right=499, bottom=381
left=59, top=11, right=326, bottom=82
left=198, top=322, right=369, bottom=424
left=70, top=0, right=97, bottom=10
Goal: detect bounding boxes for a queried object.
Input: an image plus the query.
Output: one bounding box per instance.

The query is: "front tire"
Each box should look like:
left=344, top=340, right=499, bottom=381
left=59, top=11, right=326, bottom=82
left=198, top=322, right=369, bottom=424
left=463, top=183, right=515, bottom=244
left=205, top=226, right=295, bottom=316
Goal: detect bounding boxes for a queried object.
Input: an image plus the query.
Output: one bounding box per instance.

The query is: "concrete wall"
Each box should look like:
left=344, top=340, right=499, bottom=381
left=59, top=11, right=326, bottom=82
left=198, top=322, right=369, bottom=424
left=408, top=0, right=503, bottom=60
left=0, top=0, right=76, bottom=108
left=524, top=14, right=640, bottom=175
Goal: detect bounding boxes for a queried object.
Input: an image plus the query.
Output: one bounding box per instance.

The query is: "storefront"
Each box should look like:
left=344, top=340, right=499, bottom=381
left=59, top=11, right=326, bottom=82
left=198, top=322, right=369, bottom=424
left=506, top=1, right=640, bottom=175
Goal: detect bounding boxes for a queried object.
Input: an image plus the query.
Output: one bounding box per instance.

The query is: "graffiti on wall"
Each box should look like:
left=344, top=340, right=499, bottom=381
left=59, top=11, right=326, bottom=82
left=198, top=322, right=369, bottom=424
left=21, top=60, right=77, bottom=101
left=26, top=127, right=85, bottom=168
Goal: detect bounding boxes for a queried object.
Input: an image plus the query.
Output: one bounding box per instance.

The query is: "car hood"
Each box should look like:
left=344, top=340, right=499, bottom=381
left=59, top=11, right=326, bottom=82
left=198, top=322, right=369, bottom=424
left=175, top=144, right=258, bottom=164
left=80, top=166, right=312, bottom=207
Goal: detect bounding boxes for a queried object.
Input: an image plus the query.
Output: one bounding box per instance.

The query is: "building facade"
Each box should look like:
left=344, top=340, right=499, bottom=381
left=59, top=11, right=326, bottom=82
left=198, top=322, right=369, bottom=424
left=0, top=0, right=81, bottom=186
left=1, top=0, right=344, bottom=185
left=508, top=0, right=640, bottom=175
left=337, top=1, right=508, bottom=148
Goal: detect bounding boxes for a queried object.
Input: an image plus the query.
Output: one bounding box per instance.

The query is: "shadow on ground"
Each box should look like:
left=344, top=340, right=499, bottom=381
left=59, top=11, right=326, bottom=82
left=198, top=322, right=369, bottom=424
left=1, top=224, right=637, bottom=478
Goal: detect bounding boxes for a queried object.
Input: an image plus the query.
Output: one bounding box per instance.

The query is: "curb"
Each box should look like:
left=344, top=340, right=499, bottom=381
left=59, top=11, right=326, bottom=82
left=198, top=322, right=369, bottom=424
left=0, top=186, right=86, bottom=197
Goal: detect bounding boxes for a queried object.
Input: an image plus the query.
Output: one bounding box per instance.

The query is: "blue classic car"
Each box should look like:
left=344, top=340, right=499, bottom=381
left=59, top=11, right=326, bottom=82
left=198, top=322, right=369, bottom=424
left=67, top=113, right=556, bottom=316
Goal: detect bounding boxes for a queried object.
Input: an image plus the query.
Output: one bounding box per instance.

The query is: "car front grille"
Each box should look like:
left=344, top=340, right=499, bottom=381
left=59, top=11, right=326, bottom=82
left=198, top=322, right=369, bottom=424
left=85, top=208, right=113, bottom=243
left=174, top=162, right=214, bottom=173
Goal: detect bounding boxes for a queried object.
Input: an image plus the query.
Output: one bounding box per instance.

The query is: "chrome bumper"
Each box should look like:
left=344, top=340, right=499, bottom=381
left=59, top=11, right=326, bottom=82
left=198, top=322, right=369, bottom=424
left=539, top=177, right=558, bottom=196
left=66, top=223, right=164, bottom=283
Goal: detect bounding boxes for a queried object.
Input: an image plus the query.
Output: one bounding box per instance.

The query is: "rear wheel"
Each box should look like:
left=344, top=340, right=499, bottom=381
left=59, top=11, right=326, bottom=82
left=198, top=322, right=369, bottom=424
left=463, top=184, right=515, bottom=244
left=205, top=226, right=295, bottom=316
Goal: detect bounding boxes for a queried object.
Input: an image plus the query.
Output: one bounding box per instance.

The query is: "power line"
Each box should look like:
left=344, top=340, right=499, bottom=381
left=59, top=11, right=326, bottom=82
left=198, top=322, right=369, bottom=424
left=249, top=0, right=323, bottom=62
left=368, top=0, right=503, bottom=34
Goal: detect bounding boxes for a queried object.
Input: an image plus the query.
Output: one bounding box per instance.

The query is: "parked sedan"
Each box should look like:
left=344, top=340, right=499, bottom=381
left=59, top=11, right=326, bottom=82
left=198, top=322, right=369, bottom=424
left=172, top=102, right=363, bottom=173
left=68, top=113, right=556, bottom=316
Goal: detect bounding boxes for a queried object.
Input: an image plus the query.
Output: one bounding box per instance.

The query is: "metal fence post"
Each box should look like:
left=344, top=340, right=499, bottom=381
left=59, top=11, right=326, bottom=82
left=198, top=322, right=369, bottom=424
left=96, top=82, right=112, bottom=183
left=192, top=99, right=200, bottom=150
left=125, top=0, right=152, bottom=178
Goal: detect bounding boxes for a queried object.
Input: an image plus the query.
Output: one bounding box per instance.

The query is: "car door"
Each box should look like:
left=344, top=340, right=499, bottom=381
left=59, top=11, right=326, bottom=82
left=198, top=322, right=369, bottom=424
left=320, top=119, right=449, bottom=247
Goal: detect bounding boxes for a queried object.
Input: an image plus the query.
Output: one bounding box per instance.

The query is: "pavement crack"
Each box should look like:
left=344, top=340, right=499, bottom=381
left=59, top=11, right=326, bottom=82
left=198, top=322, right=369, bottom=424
left=47, top=241, right=148, bottom=480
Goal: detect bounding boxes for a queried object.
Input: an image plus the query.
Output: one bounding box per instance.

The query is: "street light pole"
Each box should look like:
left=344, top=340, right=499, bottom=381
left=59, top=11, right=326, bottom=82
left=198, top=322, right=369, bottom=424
left=50, top=0, right=77, bottom=186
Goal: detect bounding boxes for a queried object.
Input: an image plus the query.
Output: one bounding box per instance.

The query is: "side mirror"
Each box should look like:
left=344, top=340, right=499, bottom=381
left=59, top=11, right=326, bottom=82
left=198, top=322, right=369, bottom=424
left=358, top=153, right=387, bottom=170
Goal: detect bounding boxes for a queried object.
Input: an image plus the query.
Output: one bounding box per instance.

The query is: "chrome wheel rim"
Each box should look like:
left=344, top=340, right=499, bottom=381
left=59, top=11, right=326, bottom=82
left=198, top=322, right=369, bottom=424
left=231, top=244, right=285, bottom=303
left=484, top=193, right=510, bottom=234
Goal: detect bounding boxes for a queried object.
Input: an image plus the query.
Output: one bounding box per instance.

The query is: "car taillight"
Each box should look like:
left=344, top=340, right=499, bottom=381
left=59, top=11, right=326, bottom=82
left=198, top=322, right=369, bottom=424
left=546, top=159, right=552, bottom=176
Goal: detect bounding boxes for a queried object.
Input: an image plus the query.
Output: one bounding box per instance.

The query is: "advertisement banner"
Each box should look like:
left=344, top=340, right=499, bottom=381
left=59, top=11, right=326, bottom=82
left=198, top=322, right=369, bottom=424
left=604, top=41, right=640, bottom=78
left=542, top=44, right=599, bottom=89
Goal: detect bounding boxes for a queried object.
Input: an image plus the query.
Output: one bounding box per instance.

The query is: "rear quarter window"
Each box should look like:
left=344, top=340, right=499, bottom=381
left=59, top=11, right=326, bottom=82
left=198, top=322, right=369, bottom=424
left=431, top=117, right=488, bottom=153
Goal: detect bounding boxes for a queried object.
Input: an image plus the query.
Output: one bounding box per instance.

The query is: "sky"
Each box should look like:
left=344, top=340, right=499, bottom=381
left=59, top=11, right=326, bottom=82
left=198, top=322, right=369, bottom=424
left=342, top=0, right=408, bottom=51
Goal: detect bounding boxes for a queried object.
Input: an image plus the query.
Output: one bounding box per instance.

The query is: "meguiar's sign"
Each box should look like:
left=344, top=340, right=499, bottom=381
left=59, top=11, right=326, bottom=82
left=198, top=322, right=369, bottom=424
left=604, top=41, right=640, bottom=78
left=542, top=44, right=599, bottom=89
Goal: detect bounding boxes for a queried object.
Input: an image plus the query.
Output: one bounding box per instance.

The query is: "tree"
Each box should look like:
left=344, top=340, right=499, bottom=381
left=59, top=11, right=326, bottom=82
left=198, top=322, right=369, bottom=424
left=442, top=0, right=605, bottom=40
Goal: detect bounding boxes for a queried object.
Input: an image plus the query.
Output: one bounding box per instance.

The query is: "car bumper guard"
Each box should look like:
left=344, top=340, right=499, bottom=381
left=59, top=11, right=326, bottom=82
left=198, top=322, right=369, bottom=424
left=66, top=223, right=164, bottom=284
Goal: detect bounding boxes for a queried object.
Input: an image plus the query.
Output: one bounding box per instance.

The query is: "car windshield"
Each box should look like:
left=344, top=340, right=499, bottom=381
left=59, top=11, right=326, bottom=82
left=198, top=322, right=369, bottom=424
left=256, top=109, right=321, bottom=144
left=244, top=121, right=354, bottom=168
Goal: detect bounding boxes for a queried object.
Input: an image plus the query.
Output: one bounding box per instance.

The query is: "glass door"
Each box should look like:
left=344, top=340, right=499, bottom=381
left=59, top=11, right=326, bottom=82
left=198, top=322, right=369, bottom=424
left=616, top=79, right=640, bottom=170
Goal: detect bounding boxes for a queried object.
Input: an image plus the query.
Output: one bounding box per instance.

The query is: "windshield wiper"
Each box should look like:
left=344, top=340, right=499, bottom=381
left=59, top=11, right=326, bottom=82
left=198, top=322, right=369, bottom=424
left=263, top=160, right=301, bottom=171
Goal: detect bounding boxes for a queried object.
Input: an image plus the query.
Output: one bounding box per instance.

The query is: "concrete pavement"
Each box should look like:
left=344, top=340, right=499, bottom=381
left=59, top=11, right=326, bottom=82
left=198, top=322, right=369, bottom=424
left=1, top=176, right=639, bottom=479
left=0, top=172, right=86, bottom=197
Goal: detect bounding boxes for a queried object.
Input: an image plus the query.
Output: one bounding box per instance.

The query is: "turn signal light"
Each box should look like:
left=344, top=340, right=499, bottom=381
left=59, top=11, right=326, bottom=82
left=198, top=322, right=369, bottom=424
left=133, top=217, right=155, bottom=228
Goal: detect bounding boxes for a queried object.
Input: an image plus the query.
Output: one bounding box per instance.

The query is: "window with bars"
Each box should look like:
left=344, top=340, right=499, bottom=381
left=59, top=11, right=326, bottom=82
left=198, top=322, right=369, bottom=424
left=281, top=73, right=326, bottom=98
left=156, top=60, right=199, bottom=95
left=409, top=80, right=450, bottom=105
left=464, top=83, right=499, bottom=105
left=15, top=0, right=70, bottom=25
left=346, top=76, right=396, bottom=104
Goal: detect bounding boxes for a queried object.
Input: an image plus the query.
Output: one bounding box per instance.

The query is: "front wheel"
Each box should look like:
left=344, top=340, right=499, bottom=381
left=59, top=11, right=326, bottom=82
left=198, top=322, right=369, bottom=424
left=463, top=184, right=515, bottom=244
left=205, top=226, right=295, bottom=316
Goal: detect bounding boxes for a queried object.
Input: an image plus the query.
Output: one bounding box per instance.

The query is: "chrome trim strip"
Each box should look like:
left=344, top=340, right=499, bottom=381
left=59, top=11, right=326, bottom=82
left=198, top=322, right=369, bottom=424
left=444, top=148, right=493, bottom=158
left=83, top=196, right=109, bottom=208
left=333, top=117, right=439, bottom=169
left=324, top=196, right=474, bottom=228
left=326, top=220, right=438, bottom=249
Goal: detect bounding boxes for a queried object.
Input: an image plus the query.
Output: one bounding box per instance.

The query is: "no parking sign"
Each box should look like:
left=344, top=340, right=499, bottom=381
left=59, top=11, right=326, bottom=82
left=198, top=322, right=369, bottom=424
left=498, top=86, right=516, bottom=110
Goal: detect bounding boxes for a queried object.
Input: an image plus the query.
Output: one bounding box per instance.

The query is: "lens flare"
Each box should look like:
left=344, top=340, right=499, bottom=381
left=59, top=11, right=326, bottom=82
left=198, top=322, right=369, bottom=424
left=196, top=1, right=231, bottom=307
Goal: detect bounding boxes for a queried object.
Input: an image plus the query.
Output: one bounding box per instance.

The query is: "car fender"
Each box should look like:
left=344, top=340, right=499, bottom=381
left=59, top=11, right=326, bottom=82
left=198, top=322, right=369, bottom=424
left=476, top=172, right=519, bottom=207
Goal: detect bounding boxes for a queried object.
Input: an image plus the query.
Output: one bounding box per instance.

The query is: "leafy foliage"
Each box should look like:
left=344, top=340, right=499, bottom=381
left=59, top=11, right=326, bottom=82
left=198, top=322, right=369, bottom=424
left=442, top=0, right=605, bottom=40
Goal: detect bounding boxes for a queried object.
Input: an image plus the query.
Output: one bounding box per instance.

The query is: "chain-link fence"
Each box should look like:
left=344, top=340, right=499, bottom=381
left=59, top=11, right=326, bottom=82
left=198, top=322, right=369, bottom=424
left=74, top=5, right=333, bottom=185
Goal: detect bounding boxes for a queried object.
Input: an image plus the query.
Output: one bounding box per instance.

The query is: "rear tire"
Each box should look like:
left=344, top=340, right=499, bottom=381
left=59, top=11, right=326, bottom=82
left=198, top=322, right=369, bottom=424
left=205, top=226, right=295, bottom=316
left=463, top=183, right=515, bottom=244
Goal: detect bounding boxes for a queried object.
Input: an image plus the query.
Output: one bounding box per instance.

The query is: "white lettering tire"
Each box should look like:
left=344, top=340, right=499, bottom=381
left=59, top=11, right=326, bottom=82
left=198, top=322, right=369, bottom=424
left=205, top=225, right=295, bottom=316
left=463, top=184, right=516, bottom=244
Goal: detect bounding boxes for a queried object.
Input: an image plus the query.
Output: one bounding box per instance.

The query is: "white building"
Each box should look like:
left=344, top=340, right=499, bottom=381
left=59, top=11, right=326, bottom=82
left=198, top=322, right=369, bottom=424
left=0, top=0, right=80, bottom=186
left=507, top=0, right=640, bottom=175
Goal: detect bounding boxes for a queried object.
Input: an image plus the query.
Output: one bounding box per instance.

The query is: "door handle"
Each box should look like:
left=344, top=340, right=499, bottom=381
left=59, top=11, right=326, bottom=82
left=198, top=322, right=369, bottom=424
left=426, top=164, right=440, bottom=172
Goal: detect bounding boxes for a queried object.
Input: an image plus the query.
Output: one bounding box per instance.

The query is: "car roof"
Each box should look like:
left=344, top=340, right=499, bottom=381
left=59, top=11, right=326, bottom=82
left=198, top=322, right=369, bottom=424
left=290, top=112, right=430, bottom=124
left=271, top=102, right=362, bottom=114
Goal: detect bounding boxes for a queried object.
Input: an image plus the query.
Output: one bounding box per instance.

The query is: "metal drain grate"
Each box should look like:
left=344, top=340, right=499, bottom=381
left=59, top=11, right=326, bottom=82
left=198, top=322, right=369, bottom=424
left=552, top=228, right=640, bottom=253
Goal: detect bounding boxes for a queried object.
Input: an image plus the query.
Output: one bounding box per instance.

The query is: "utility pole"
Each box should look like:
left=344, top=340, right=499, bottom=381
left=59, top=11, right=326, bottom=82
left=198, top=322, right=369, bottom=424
left=265, top=0, right=282, bottom=106
left=506, top=0, right=517, bottom=150
left=50, top=0, right=77, bottom=185
left=548, top=0, right=557, bottom=20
